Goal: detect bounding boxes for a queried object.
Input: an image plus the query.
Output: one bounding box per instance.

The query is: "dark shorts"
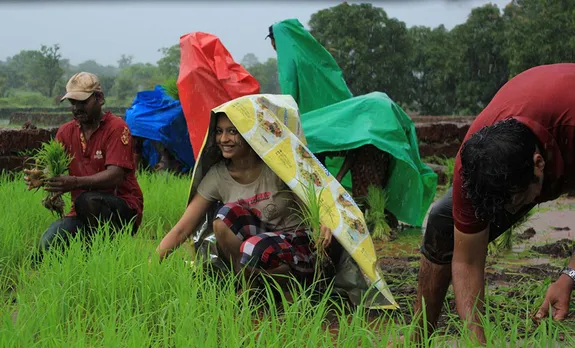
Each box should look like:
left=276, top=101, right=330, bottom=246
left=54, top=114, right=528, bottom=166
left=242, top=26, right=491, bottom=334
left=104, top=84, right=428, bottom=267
left=420, top=187, right=536, bottom=265
left=39, top=191, right=138, bottom=253
left=215, top=203, right=314, bottom=276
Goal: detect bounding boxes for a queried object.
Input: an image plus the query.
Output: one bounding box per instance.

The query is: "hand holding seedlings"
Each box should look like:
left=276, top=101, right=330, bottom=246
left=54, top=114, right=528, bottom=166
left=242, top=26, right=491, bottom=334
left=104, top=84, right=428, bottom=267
left=318, top=225, right=332, bottom=249
left=25, top=139, right=74, bottom=218
left=23, top=168, right=44, bottom=190
left=44, top=175, right=78, bottom=193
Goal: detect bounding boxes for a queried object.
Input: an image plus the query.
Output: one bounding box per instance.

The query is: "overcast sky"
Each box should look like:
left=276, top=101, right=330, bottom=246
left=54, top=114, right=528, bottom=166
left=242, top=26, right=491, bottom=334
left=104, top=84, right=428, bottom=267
left=1, top=0, right=510, bottom=67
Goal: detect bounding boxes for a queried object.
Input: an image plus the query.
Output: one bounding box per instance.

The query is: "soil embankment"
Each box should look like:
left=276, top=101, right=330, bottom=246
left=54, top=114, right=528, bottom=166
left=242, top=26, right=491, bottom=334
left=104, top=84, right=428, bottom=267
left=0, top=113, right=475, bottom=174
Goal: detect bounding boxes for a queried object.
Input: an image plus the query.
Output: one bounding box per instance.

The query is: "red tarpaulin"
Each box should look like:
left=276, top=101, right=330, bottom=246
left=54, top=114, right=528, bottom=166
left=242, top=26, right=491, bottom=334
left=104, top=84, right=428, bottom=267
left=177, top=32, right=261, bottom=159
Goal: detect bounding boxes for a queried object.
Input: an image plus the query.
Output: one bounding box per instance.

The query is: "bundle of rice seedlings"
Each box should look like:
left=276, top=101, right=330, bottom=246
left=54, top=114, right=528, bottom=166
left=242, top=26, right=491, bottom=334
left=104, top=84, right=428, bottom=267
left=162, top=78, right=179, bottom=101
left=365, top=185, right=392, bottom=241
left=488, top=209, right=534, bottom=256
left=293, top=180, right=330, bottom=282
left=27, top=139, right=73, bottom=217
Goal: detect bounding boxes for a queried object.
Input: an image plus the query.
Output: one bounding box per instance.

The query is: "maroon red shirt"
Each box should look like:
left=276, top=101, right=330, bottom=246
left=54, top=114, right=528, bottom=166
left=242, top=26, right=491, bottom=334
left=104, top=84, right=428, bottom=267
left=55, top=111, right=144, bottom=226
left=453, top=63, right=575, bottom=234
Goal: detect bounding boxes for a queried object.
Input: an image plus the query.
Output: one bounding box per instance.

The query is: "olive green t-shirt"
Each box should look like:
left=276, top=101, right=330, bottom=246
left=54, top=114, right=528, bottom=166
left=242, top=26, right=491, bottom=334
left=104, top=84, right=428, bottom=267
left=197, top=162, right=304, bottom=233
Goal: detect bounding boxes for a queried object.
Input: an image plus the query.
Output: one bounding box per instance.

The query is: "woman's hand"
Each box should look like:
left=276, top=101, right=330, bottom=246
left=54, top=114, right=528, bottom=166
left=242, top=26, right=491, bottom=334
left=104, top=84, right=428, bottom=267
left=155, top=194, right=212, bottom=261
left=319, top=225, right=333, bottom=249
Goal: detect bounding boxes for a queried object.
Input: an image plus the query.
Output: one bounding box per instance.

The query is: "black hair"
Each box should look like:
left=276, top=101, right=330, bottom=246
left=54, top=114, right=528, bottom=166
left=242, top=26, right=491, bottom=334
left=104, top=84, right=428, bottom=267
left=267, top=25, right=274, bottom=40
left=459, top=118, right=539, bottom=222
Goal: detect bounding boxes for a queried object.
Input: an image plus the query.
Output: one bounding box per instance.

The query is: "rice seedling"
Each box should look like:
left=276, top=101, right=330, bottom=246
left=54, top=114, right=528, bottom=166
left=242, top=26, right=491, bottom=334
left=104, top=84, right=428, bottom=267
left=2, top=170, right=575, bottom=346
left=365, top=185, right=392, bottom=241
left=488, top=209, right=534, bottom=256
left=293, top=180, right=331, bottom=283
left=438, top=157, right=455, bottom=186
left=25, top=139, right=73, bottom=218
left=162, top=78, right=179, bottom=101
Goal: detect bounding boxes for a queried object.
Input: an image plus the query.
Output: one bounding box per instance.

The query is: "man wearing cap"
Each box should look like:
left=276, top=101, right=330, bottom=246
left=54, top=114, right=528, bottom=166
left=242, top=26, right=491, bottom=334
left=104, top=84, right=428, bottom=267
left=24, top=72, right=144, bottom=255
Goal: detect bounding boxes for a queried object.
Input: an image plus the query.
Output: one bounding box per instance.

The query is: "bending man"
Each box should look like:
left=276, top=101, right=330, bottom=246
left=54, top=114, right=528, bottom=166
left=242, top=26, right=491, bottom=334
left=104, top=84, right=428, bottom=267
left=413, top=63, right=575, bottom=344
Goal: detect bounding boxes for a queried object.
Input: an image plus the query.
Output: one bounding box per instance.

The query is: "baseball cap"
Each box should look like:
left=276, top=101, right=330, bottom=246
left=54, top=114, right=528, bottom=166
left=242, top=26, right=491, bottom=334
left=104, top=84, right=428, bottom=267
left=60, top=72, right=102, bottom=102
left=265, top=25, right=274, bottom=40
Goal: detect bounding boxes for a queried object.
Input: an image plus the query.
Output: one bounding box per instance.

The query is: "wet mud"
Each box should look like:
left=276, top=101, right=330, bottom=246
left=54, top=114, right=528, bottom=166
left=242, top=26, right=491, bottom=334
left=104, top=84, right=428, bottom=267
left=531, top=239, right=574, bottom=259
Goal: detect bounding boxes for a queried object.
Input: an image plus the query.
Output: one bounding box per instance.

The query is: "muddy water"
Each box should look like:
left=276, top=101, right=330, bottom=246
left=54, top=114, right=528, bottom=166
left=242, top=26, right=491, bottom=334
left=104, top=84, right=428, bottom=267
left=518, top=210, right=575, bottom=245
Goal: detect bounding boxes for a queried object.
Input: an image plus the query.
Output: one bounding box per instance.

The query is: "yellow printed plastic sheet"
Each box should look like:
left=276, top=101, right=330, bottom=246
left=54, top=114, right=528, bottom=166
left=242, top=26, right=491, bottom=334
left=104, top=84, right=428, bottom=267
left=187, top=94, right=398, bottom=310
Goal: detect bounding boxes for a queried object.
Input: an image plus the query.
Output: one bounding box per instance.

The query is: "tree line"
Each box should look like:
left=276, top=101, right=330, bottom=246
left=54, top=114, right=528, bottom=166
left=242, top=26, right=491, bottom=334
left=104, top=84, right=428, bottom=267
left=1, top=0, right=574, bottom=115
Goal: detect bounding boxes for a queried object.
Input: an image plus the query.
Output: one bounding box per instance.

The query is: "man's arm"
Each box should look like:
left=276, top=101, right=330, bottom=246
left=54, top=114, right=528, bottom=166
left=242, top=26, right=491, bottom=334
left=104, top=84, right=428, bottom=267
left=535, top=252, right=575, bottom=321
left=452, top=226, right=490, bottom=344
left=76, top=165, right=126, bottom=190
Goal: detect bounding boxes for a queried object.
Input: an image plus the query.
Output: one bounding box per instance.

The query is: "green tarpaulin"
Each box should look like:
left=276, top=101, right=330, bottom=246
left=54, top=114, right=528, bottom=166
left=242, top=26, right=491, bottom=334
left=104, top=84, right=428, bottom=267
left=272, top=19, right=353, bottom=115
left=272, top=18, right=436, bottom=226
left=302, top=92, right=437, bottom=227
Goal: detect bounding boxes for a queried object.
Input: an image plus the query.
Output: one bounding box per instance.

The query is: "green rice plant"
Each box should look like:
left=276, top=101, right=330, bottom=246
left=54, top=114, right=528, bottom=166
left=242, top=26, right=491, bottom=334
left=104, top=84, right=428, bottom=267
left=3, top=170, right=575, bottom=346
left=162, top=78, right=179, bottom=101
left=25, top=139, right=73, bottom=217
left=489, top=209, right=535, bottom=256
left=438, top=157, right=455, bottom=186
left=293, top=180, right=330, bottom=282
left=365, top=185, right=392, bottom=241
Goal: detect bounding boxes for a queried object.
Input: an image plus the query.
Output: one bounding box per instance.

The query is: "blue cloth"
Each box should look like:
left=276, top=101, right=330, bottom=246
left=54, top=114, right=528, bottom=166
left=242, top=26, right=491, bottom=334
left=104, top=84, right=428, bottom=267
left=125, top=85, right=195, bottom=172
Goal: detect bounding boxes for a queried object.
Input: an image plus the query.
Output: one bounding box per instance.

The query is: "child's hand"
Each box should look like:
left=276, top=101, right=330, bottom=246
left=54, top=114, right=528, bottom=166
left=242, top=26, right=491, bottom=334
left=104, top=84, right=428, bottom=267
left=319, top=225, right=333, bottom=249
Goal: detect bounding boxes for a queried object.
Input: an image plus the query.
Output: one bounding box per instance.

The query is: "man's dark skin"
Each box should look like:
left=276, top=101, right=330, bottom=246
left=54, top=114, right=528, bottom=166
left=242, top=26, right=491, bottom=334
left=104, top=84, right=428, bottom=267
left=24, top=92, right=127, bottom=193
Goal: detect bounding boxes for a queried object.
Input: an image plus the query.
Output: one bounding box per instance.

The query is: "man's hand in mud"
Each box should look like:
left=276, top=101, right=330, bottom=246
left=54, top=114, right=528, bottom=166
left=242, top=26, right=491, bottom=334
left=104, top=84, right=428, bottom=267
left=533, top=275, right=573, bottom=322
left=23, top=168, right=44, bottom=190
left=44, top=175, right=78, bottom=194
left=319, top=225, right=333, bottom=249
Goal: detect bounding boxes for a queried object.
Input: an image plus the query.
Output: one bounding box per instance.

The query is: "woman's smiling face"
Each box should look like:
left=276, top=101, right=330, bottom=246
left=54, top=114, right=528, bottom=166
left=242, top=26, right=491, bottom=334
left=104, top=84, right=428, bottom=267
left=215, top=113, right=250, bottom=160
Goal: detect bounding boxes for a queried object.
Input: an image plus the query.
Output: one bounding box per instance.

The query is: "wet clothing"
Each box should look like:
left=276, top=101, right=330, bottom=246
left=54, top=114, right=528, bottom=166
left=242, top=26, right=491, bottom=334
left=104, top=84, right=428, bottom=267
left=39, top=191, right=139, bottom=254
left=56, top=111, right=144, bottom=226
left=197, top=161, right=315, bottom=275
left=217, top=203, right=314, bottom=278
left=198, top=162, right=303, bottom=233
left=422, top=63, right=575, bottom=264
left=420, top=188, right=536, bottom=264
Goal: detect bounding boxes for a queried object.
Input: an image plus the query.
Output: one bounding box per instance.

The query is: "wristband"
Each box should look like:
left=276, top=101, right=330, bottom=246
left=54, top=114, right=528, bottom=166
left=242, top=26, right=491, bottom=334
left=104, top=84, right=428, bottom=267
left=560, top=267, right=575, bottom=285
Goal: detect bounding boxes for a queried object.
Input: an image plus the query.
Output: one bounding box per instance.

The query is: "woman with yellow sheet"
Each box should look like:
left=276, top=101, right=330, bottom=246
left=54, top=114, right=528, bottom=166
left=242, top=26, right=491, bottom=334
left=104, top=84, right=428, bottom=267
left=155, top=111, right=333, bottom=291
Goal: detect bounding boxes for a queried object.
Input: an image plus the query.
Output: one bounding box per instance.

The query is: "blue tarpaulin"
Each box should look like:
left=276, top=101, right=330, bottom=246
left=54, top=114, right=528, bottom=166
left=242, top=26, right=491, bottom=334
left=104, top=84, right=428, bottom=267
left=125, top=85, right=195, bottom=172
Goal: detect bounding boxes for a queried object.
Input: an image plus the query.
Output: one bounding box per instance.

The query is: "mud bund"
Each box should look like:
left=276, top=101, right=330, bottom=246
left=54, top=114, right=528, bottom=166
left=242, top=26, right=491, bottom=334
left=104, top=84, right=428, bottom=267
left=0, top=128, right=58, bottom=172
left=0, top=116, right=474, bottom=176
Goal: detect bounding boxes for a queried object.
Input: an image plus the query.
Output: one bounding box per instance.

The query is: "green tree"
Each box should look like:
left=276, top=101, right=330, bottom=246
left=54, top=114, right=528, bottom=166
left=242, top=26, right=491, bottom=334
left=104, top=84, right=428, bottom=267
left=240, top=53, right=260, bottom=69
left=114, top=76, right=136, bottom=102
left=451, top=4, right=509, bottom=114
left=38, top=44, right=65, bottom=97
left=504, top=0, right=575, bottom=77
left=112, top=63, right=162, bottom=101
left=3, top=50, right=44, bottom=91
left=76, top=60, right=119, bottom=77
left=157, top=44, right=180, bottom=79
left=118, top=54, right=133, bottom=69
left=0, top=69, right=8, bottom=97
left=247, top=58, right=280, bottom=94
left=309, top=3, right=413, bottom=103
left=99, top=76, right=116, bottom=95
left=409, top=25, right=458, bottom=115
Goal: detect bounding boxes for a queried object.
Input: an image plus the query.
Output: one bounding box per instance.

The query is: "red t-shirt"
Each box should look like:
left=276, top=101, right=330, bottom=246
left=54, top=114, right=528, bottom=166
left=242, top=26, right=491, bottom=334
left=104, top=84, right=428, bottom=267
left=55, top=111, right=144, bottom=226
left=453, top=63, right=575, bottom=234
